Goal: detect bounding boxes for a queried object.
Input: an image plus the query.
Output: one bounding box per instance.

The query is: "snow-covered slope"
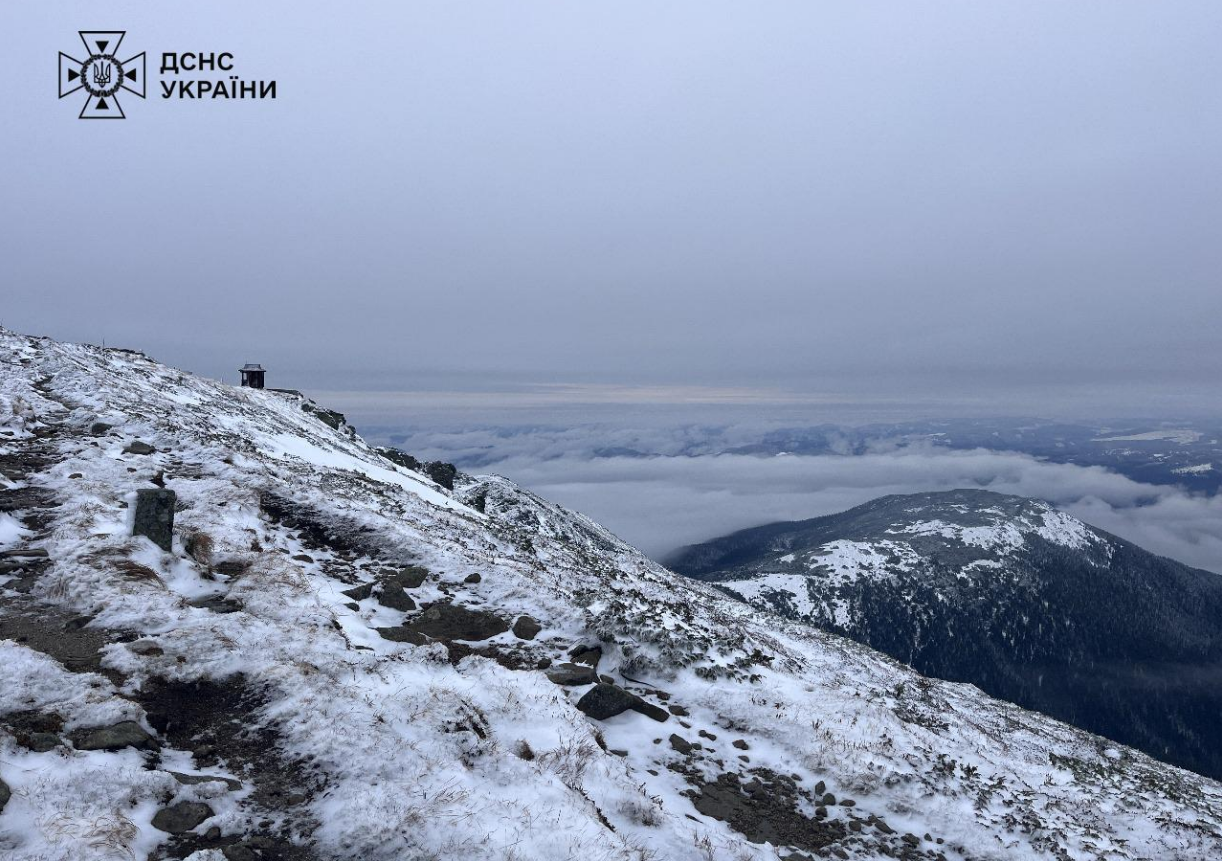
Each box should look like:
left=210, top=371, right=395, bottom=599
left=669, top=490, right=1222, bottom=783
left=2, top=329, right=1221, bottom=861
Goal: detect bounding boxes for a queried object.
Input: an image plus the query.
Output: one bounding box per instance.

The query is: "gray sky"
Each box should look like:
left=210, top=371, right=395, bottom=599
left=3, top=1, right=1222, bottom=413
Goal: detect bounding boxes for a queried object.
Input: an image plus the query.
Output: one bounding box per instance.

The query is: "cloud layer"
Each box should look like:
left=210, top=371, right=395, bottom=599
left=390, top=428, right=1222, bottom=572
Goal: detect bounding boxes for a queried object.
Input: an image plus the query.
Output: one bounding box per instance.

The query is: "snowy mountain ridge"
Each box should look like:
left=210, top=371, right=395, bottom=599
left=2, top=328, right=1221, bottom=861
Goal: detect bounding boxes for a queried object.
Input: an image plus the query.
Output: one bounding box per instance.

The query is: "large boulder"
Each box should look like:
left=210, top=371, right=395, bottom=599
left=133, top=488, right=175, bottom=551
left=72, top=720, right=157, bottom=751
left=151, top=800, right=214, bottom=834
left=408, top=604, right=508, bottom=642
left=576, top=683, right=669, bottom=722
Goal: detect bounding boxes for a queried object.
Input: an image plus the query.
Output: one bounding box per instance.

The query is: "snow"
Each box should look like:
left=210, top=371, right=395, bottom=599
left=1094, top=429, right=1203, bottom=444
left=2, top=327, right=1221, bottom=861
left=1173, top=463, right=1215, bottom=475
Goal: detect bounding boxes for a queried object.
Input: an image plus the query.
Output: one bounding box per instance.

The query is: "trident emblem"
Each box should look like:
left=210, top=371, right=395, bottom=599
left=58, top=31, right=145, bottom=119
left=91, top=61, right=112, bottom=88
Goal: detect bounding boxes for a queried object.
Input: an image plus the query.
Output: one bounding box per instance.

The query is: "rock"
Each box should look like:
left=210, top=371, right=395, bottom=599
left=0, top=775, right=9, bottom=813
left=814, top=780, right=826, bottom=795
left=222, top=845, right=259, bottom=861
left=89, top=422, right=113, bottom=435
left=464, top=572, right=481, bottom=584
left=699, top=729, right=717, bottom=740
left=407, top=603, right=508, bottom=642
left=214, top=559, right=251, bottom=577
left=545, top=663, right=598, bottom=686
left=512, top=615, right=542, bottom=640
left=902, top=833, right=920, bottom=846
left=732, top=739, right=749, bottom=750
left=669, top=734, right=693, bottom=754
left=376, top=582, right=416, bottom=612
left=342, top=582, right=374, bottom=601
left=69, top=472, right=83, bottom=479
left=151, top=800, right=214, bottom=834
left=576, top=683, right=669, bottom=722
left=292, top=554, right=314, bottom=563
left=169, top=771, right=243, bottom=791
left=129, top=640, right=164, bottom=657
left=424, top=461, right=458, bottom=490
left=72, top=720, right=157, bottom=751
left=839, top=799, right=855, bottom=807
left=875, top=820, right=895, bottom=835
left=376, top=627, right=428, bottom=645
left=189, top=595, right=242, bottom=614
left=387, top=566, right=428, bottom=588
left=133, top=488, right=175, bottom=551
left=569, top=645, right=602, bottom=667
left=24, top=732, right=60, bottom=752
left=822, top=792, right=836, bottom=806
left=123, top=440, right=157, bottom=455
left=668, top=704, right=690, bottom=716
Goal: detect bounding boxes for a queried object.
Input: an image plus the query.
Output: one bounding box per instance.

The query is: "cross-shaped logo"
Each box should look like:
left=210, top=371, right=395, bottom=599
left=58, top=31, right=145, bottom=119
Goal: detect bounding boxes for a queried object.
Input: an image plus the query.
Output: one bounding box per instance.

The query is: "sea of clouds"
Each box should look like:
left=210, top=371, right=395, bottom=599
left=362, top=421, right=1222, bottom=573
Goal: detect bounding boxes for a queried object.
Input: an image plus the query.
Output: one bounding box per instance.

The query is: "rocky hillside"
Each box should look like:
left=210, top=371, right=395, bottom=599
left=2, top=330, right=1221, bottom=861
left=669, top=489, right=1222, bottom=782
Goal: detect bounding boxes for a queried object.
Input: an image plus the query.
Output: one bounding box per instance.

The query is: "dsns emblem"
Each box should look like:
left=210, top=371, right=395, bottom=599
left=59, top=31, right=146, bottom=119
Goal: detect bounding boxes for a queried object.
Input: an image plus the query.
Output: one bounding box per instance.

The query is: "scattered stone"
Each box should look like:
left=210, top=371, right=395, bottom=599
left=699, top=729, right=717, bottom=741
left=576, top=683, right=669, bottom=722
left=72, top=720, right=157, bottom=752
left=733, top=739, right=749, bottom=750
left=839, top=799, right=855, bottom=807
left=376, top=627, right=428, bottom=645
left=0, top=775, right=8, bottom=814
left=133, top=488, right=175, bottom=551
left=169, top=771, right=243, bottom=791
left=214, top=558, right=252, bottom=577
left=68, top=472, right=83, bottom=479
left=124, top=440, right=157, bottom=455
left=849, top=820, right=863, bottom=832
left=292, top=554, right=314, bottom=563
left=89, top=422, right=113, bottom=435
left=815, top=780, right=825, bottom=795
left=822, top=793, right=836, bottom=806
left=668, top=704, right=690, bottom=717
left=569, top=645, right=602, bottom=667
left=151, top=800, right=214, bottom=834
left=387, top=566, right=429, bottom=588
left=407, top=603, right=509, bottom=642
left=610, top=749, right=629, bottom=757
left=344, top=602, right=360, bottom=611
left=464, top=572, right=481, bottom=584
left=342, top=582, right=374, bottom=601
left=222, top=845, right=259, bottom=861
left=545, top=662, right=598, bottom=686
left=512, top=615, right=542, bottom=640
left=189, top=595, right=242, bottom=614
left=669, top=734, right=693, bottom=754
left=24, top=732, right=61, bottom=752
left=376, top=582, right=416, bottom=612
left=875, top=820, right=895, bottom=835
left=902, top=833, right=920, bottom=846
left=815, top=806, right=828, bottom=819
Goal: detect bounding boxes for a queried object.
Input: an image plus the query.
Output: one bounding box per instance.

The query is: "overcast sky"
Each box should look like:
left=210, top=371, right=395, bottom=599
left=3, top=2, right=1222, bottom=413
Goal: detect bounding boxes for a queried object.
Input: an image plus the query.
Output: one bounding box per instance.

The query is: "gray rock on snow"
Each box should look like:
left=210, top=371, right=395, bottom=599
left=151, top=800, right=214, bottom=834
left=545, top=663, right=598, bottom=686
left=576, top=683, right=669, bottom=722
left=407, top=603, right=508, bottom=642
left=512, top=615, right=542, bottom=640
left=133, top=488, right=175, bottom=551
left=0, top=775, right=9, bottom=814
left=376, top=582, right=416, bottom=612
left=123, top=440, right=157, bottom=455
left=72, top=720, right=158, bottom=751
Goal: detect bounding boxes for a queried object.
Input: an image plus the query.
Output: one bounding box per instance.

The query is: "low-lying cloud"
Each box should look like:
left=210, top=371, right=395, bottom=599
left=383, top=428, right=1222, bottom=572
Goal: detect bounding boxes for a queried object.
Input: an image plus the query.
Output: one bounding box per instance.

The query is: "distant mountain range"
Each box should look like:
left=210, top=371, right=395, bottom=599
left=669, top=489, right=1222, bottom=780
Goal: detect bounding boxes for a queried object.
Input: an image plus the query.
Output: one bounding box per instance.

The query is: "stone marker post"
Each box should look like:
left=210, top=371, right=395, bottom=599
left=134, top=488, right=176, bottom=551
